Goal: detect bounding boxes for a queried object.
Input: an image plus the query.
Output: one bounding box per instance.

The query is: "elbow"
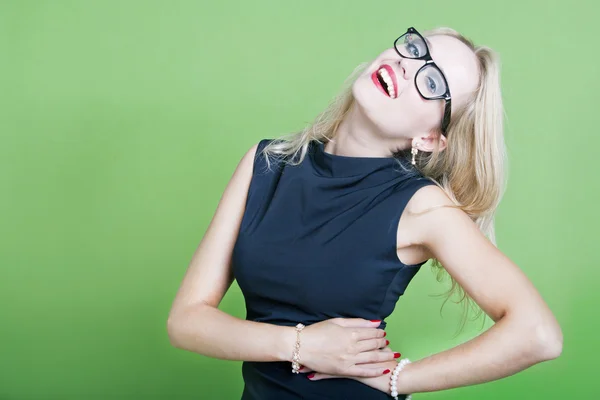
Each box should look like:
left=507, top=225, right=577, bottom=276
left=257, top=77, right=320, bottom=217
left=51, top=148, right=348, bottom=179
left=166, top=316, right=180, bottom=348
left=533, top=322, right=563, bottom=361
left=166, top=304, right=210, bottom=351
left=166, top=312, right=186, bottom=349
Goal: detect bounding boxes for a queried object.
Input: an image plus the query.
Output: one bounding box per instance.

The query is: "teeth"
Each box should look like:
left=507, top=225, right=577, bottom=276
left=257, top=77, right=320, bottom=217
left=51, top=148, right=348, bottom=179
left=377, top=67, right=396, bottom=98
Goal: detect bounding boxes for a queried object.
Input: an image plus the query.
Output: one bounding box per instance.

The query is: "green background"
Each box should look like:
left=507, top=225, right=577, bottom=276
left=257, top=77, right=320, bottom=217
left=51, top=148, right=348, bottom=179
left=1, top=0, right=596, bottom=399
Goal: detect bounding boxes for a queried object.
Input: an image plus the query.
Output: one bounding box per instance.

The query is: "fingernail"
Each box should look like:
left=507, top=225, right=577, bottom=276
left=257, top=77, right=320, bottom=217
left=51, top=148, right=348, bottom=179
left=385, top=340, right=390, bottom=345
left=394, top=352, right=401, bottom=358
left=383, top=369, right=391, bottom=374
left=383, top=331, right=387, bottom=337
left=370, top=319, right=381, bottom=323
left=307, top=373, right=315, bottom=379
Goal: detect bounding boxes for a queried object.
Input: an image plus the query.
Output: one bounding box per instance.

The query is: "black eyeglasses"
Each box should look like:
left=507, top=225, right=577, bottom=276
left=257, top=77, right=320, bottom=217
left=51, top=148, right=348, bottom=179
left=394, top=27, right=452, bottom=135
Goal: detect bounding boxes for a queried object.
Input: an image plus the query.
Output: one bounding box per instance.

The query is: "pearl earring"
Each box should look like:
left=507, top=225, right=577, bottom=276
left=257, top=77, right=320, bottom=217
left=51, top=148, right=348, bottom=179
left=411, top=143, right=419, bottom=165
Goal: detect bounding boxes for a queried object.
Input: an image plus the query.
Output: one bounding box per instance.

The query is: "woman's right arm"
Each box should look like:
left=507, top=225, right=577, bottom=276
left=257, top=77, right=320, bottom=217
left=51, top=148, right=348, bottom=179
left=166, top=142, right=396, bottom=377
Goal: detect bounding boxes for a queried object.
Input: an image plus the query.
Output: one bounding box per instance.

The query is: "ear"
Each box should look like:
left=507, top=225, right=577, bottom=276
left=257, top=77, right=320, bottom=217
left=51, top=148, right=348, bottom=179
left=412, top=132, right=447, bottom=153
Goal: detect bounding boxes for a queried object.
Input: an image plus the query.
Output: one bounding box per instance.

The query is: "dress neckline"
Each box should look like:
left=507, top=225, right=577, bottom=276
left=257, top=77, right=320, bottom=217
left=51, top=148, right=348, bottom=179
left=309, top=140, right=407, bottom=178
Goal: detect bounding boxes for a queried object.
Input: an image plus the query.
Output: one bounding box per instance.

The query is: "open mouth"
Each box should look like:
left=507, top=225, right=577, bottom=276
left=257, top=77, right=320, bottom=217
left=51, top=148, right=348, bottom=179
left=370, top=64, right=397, bottom=98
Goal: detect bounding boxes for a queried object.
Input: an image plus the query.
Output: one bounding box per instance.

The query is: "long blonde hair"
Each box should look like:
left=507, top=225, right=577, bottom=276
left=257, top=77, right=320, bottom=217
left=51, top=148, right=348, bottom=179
left=259, top=27, right=508, bottom=336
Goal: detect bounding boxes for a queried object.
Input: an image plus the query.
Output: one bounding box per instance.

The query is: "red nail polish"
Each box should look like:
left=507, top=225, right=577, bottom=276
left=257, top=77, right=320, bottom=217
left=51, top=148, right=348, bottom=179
left=394, top=352, right=401, bottom=358
left=370, top=319, right=381, bottom=323
left=383, top=369, right=391, bottom=374
left=385, top=340, right=390, bottom=346
left=307, top=373, right=315, bottom=379
left=383, top=331, right=387, bottom=337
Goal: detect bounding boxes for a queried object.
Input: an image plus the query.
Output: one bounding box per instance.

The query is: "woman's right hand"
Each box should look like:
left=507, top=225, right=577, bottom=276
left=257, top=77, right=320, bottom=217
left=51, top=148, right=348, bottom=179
left=295, top=318, right=399, bottom=378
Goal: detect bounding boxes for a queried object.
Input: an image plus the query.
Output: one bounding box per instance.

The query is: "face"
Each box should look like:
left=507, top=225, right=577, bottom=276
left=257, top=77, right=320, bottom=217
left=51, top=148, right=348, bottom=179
left=352, top=34, right=480, bottom=147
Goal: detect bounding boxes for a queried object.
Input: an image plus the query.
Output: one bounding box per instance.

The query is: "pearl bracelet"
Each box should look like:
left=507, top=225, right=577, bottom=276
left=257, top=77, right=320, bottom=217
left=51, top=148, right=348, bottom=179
left=291, top=323, right=305, bottom=374
left=390, top=358, right=412, bottom=400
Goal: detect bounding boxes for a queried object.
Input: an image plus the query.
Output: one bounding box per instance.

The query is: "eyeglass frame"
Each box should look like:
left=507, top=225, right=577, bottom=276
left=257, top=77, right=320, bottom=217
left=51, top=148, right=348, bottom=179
left=393, top=27, right=452, bottom=136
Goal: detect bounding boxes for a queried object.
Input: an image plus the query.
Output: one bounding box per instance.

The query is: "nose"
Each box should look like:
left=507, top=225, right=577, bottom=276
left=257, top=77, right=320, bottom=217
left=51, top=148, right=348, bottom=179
left=397, top=58, right=422, bottom=81
left=395, top=59, right=407, bottom=80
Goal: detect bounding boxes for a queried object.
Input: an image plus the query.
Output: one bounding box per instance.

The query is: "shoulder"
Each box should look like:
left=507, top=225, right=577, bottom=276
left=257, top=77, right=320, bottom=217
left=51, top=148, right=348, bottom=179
left=231, top=139, right=271, bottom=184
left=241, top=138, right=274, bottom=169
left=405, top=182, right=455, bottom=215
left=240, top=141, right=261, bottom=171
left=403, top=182, right=482, bottom=251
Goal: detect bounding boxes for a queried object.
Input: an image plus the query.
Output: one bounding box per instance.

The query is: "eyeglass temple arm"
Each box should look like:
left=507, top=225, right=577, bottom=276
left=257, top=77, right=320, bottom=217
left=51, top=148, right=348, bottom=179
left=442, top=99, right=452, bottom=133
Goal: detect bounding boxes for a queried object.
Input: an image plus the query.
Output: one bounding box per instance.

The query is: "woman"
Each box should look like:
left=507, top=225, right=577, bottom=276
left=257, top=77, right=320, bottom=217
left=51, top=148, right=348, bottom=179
left=167, top=26, right=563, bottom=399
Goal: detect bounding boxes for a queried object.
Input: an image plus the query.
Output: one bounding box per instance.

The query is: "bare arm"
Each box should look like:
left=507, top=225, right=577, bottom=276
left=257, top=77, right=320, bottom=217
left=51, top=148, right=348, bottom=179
left=166, top=142, right=294, bottom=361
left=166, top=142, right=395, bottom=376
left=307, top=185, right=563, bottom=393
left=394, top=185, right=563, bottom=393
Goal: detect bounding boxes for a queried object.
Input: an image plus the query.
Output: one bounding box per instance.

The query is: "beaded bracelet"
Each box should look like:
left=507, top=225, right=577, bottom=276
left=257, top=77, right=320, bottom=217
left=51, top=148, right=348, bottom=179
left=390, top=358, right=412, bottom=400
left=291, top=323, right=305, bottom=374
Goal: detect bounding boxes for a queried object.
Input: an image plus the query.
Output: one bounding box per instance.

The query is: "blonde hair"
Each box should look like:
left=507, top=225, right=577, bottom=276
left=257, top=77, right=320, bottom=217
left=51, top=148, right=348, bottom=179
left=259, top=27, right=508, bottom=336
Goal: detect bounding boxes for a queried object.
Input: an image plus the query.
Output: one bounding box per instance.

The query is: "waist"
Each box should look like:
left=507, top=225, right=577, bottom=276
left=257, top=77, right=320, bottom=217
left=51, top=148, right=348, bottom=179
left=245, top=315, right=389, bottom=331
left=241, top=361, right=402, bottom=400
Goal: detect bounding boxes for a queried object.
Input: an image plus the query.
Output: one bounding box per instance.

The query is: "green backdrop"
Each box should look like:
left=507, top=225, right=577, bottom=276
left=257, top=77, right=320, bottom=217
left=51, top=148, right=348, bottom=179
left=1, top=0, right=596, bottom=399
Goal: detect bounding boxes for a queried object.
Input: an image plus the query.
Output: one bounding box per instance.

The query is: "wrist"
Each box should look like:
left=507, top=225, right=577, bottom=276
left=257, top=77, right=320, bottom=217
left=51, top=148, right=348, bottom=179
left=275, top=325, right=297, bottom=362
left=395, top=361, right=414, bottom=392
left=380, top=361, right=403, bottom=393
left=354, top=361, right=398, bottom=393
left=390, top=359, right=414, bottom=399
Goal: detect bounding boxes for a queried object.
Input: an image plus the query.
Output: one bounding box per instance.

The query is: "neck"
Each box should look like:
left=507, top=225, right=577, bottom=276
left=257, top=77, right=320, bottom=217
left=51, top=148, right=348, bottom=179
left=327, top=101, right=411, bottom=157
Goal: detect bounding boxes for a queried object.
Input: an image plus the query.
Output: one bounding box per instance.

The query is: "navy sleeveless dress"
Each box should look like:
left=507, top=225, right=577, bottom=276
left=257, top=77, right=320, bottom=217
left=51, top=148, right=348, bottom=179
left=231, top=138, right=436, bottom=399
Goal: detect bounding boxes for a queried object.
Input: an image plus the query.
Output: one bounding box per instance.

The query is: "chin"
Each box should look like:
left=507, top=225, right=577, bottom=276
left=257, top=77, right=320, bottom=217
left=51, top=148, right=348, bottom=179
left=351, top=79, right=410, bottom=138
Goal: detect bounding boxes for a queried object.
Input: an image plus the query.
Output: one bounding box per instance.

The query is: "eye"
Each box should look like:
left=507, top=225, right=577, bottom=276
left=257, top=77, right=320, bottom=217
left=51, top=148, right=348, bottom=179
left=405, top=43, right=420, bottom=57
left=426, top=76, right=438, bottom=94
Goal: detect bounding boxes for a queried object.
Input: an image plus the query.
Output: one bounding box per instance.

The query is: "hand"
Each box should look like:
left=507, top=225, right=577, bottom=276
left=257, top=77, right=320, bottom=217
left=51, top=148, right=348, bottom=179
left=298, top=346, right=399, bottom=380
left=296, top=318, right=398, bottom=378
left=305, top=359, right=400, bottom=395
left=300, top=348, right=400, bottom=395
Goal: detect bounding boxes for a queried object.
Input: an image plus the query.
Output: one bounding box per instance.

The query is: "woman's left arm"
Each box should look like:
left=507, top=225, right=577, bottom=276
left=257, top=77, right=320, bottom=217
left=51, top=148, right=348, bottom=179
left=307, top=185, right=563, bottom=395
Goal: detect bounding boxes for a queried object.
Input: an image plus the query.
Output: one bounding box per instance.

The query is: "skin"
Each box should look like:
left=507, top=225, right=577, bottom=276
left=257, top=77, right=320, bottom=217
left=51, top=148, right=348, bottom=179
left=167, top=33, right=563, bottom=396
left=325, top=34, right=480, bottom=159
left=167, top=150, right=398, bottom=377
left=301, top=34, right=564, bottom=394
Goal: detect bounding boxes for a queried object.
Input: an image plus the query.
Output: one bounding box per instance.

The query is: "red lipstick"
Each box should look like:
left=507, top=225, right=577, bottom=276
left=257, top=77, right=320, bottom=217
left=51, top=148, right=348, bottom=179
left=371, top=70, right=388, bottom=96
left=370, top=64, right=398, bottom=98
left=380, top=64, right=398, bottom=95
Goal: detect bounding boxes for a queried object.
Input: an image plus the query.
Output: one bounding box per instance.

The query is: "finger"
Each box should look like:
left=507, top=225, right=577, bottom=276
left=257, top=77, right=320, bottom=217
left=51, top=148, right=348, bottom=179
left=307, top=373, right=345, bottom=381
left=330, top=318, right=382, bottom=328
left=355, top=337, right=389, bottom=353
left=380, top=346, right=393, bottom=352
left=354, top=360, right=396, bottom=369
left=346, top=365, right=392, bottom=378
left=298, top=366, right=315, bottom=373
left=351, top=327, right=387, bottom=341
left=355, top=350, right=401, bottom=364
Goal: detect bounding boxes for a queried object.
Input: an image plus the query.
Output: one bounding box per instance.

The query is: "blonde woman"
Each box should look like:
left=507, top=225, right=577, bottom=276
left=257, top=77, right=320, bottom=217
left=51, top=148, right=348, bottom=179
left=167, top=26, right=562, bottom=399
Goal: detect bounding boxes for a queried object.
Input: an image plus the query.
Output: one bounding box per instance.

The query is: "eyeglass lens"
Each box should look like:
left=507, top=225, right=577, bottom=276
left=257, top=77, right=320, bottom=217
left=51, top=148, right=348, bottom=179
left=395, top=32, right=448, bottom=99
